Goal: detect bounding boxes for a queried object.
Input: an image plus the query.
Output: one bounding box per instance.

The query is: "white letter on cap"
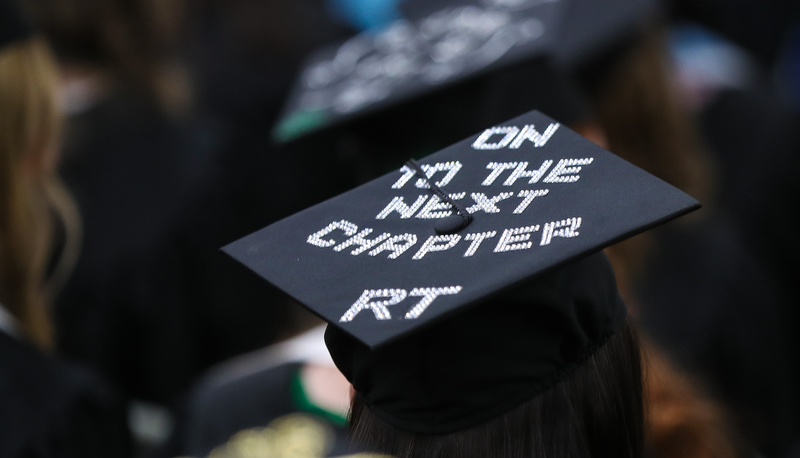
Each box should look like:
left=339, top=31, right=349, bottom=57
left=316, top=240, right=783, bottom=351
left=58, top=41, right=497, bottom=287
left=376, top=195, right=429, bottom=219
left=339, top=289, right=408, bottom=322
left=467, top=192, right=514, bottom=214
left=509, top=123, right=560, bottom=148
left=540, top=217, right=582, bottom=246
left=391, top=166, right=417, bottom=189
left=503, top=160, right=553, bottom=186
left=463, top=231, right=497, bottom=257
left=307, top=220, right=359, bottom=248
left=543, top=158, right=594, bottom=183
left=412, top=234, right=462, bottom=260
left=368, top=233, right=418, bottom=259
left=405, top=286, right=463, bottom=319
left=415, top=192, right=466, bottom=219
left=482, top=162, right=518, bottom=186
left=334, top=228, right=391, bottom=255
left=513, top=189, right=549, bottom=214
left=391, top=162, right=463, bottom=190
left=415, top=161, right=462, bottom=188
left=471, top=126, right=520, bottom=150
left=494, top=225, right=540, bottom=252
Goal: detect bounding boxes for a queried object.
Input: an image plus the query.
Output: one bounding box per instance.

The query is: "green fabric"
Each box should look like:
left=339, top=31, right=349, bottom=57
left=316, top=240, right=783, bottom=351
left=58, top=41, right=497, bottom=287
left=273, top=110, right=329, bottom=142
left=291, top=368, right=348, bottom=427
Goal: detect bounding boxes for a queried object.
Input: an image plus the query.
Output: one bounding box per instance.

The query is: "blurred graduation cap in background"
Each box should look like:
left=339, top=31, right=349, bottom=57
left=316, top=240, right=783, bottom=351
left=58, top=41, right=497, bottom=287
left=273, top=0, right=660, bottom=144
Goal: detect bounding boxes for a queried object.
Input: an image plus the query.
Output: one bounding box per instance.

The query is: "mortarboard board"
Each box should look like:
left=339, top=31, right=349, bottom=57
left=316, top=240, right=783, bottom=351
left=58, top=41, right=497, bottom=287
left=273, top=0, right=659, bottom=143
left=225, top=109, right=697, bottom=348
left=0, top=0, right=34, bottom=52
left=224, top=110, right=699, bottom=431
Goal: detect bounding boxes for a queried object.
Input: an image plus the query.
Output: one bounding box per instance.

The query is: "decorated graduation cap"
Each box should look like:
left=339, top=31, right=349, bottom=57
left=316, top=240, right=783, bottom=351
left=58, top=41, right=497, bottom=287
left=224, top=110, right=699, bottom=432
left=273, top=0, right=659, bottom=142
left=0, top=0, right=33, bottom=52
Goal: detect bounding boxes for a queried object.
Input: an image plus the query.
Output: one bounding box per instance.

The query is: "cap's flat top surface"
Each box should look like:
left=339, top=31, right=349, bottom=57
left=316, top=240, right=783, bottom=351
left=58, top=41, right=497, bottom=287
left=226, top=111, right=699, bottom=348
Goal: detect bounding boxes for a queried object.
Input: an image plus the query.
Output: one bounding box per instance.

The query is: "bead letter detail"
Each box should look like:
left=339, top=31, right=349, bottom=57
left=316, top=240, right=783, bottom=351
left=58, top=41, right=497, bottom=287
left=339, top=286, right=463, bottom=322
left=472, top=124, right=559, bottom=150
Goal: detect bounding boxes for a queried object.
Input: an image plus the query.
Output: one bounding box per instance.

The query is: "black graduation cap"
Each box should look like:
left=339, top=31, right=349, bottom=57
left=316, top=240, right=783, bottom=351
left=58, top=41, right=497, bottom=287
left=226, top=110, right=698, bottom=432
left=0, top=0, right=33, bottom=52
left=273, top=0, right=659, bottom=142
left=225, top=110, right=698, bottom=349
left=225, top=109, right=698, bottom=433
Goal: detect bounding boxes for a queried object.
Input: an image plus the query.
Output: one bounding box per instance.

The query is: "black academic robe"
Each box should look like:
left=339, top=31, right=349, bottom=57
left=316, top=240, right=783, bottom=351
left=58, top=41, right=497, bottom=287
left=171, top=362, right=356, bottom=458
left=0, top=331, right=130, bottom=458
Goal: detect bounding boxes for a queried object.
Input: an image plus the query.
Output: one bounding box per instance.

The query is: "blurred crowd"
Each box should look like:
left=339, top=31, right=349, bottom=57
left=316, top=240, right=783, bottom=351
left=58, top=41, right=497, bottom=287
left=1, top=0, right=800, bottom=457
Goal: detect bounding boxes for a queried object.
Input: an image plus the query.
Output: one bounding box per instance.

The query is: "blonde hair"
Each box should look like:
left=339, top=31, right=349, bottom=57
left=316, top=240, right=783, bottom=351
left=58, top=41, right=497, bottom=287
left=0, top=37, right=80, bottom=349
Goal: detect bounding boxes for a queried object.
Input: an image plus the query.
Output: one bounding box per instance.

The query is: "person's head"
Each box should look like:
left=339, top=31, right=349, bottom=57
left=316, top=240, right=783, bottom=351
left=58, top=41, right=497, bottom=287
left=324, top=252, right=645, bottom=458
left=23, top=0, right=190, bottom=114
left=0, top=3, right=79, bottom=348
left=349, top=315, right=643, bottom=458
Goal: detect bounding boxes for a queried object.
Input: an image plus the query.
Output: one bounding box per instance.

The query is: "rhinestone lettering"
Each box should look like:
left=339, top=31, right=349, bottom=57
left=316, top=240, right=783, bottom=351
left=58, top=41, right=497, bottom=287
left=307, top=220, right=359, bottom=248
left=513, top=189, right=549, bottom=214
left=391, top=161, right=462, bottom=189
left=463, top=231, right=498, bottom=257
left=509, top=123, right=560, bottom=148
left=472, top=126, right=520, bottom=150
left=505, top=160, right=553, bottom=186
left=482, top=162, right=519, bottom=186
left=467, top=192, right=514, bottom=214
left=540, top=217, right=582, bottom=246
left=334, top=229, right=392, bottom=255
left=415, top=192, right=466, bottom=219
left=412, top=234, right=462, bottom=260
left=494, top=225, right=540, bottom=252
left=339, top=289, right=408, bottom=322
left=405, top=286, right=463, bottom=319
left=414, top=161, right=462, bottom=189
left=368, top=233, right=418, bottom=259
left=543, top=158, right=593, bottom=183
left=376, top=195, right=429, bottom=219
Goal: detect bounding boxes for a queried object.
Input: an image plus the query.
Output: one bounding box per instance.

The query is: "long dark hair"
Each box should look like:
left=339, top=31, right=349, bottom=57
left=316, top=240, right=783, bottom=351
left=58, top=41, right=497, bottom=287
left=348, top=316, right=643, bottom=458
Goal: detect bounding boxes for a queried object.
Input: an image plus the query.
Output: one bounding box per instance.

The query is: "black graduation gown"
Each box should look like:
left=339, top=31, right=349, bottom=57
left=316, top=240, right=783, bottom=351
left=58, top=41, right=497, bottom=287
left=0, top=331, right=131, bottom=458
left=172, top=362, right=355, bottom=458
